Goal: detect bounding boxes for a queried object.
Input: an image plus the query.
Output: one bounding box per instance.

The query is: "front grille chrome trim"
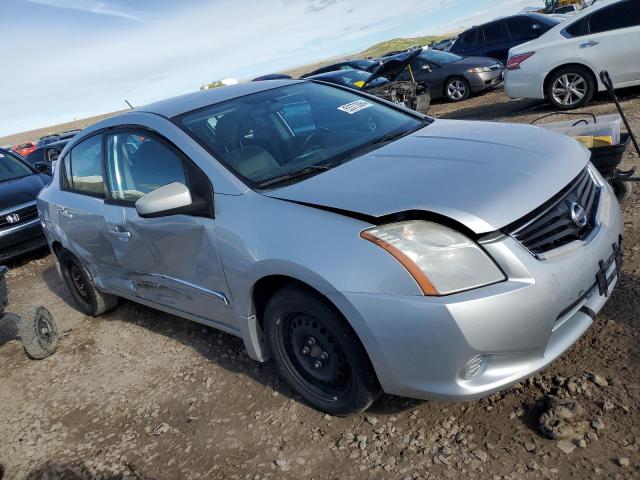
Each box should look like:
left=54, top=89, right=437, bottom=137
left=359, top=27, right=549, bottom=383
left=506, top=168, right=600, bottom=257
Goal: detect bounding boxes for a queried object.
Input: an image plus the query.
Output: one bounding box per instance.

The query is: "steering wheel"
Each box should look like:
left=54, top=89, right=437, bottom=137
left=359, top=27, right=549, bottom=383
left=300, top=127, right=331, bottom=154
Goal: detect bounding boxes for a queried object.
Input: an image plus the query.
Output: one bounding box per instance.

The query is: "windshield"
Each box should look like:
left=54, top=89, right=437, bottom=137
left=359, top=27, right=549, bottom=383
left=419, top=50, right=462, bottom=64
left=177, top=82, right=426, bottom=188
left=0, top=150, right=34, bottom=181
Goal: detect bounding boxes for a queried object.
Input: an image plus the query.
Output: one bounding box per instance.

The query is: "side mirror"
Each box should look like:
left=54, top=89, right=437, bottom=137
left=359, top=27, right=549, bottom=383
left=135, top=182, right=193, bottom=218
left=34, top=161, right=50, bottom=173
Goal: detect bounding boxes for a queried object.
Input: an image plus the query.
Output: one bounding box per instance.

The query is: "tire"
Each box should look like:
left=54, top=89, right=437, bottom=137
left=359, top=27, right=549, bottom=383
left=546, top=66, right=595, bottom=110
left=264, top=285, right=380, bottom=415
left=19, top=306, right=59, bottom=359
left=611, top=179, right=632, bottom=202
left=59, top=252, right=118, bottom=316
left=445, top=77, right=470, bottom=102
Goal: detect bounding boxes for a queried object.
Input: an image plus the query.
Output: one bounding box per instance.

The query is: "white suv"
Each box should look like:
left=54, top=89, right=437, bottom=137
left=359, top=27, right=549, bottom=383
left=505, top=0, right=640, bottom=109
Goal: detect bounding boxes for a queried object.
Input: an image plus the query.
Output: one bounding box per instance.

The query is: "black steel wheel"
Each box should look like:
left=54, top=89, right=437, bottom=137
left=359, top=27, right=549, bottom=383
left=19, top=306, right=59, bottom=359
left=59, top=252, right=118, bottom=316
left=264, top=285, right=380, bottom=415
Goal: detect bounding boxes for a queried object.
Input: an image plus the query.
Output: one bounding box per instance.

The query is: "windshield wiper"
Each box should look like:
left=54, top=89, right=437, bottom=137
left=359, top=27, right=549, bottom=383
left=371, top=129, right=412, bottom=145
left=258, top=164, right=334, bottom=188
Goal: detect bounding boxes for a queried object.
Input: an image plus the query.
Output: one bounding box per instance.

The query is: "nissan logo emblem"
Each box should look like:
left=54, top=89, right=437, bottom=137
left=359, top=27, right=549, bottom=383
left=5, top=213, right=20, bottom=224
left=569, top=202, right=587, bottom=228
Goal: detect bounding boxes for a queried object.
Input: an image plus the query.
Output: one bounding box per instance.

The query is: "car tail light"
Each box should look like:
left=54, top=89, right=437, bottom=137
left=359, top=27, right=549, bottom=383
left=506, top=52, right=534, bottom=70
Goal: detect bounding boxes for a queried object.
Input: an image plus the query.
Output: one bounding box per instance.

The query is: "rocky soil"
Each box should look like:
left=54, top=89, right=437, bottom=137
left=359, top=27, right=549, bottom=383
left=1, top=87, right=639, bottom=480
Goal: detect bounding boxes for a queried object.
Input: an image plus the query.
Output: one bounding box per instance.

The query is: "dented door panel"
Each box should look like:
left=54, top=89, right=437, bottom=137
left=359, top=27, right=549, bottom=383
left=108, top=205, right=235, bottom=327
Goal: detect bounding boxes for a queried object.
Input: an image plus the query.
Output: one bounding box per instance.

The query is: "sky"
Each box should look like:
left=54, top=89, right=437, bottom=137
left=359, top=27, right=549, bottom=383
left=0, top=0, right=535, bottom=137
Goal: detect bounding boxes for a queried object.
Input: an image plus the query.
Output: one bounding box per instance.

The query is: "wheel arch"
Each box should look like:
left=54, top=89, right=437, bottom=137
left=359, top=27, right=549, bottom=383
left=543, top=62, right=598, bottom=99
left=242, top=269, right=373, bottom=371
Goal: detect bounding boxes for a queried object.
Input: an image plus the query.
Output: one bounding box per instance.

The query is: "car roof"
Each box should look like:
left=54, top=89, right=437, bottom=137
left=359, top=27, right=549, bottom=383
left=135, top=79, right=299, bottom=118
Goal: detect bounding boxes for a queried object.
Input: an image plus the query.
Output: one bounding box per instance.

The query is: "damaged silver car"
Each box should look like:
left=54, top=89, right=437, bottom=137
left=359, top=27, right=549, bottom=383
left=38, top=80, right=622, bottom=415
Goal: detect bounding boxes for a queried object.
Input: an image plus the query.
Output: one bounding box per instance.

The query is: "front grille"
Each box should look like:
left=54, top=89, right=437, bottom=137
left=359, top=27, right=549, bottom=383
left=507, top=168, right=600, bottom=256
left=0, top=203, right=39, bottom=230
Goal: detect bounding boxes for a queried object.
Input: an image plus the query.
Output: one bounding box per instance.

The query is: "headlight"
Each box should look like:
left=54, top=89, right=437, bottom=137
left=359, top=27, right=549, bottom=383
left=361, top=220, right=505, bottom=296
left=467, top=66, right=492, bottom=73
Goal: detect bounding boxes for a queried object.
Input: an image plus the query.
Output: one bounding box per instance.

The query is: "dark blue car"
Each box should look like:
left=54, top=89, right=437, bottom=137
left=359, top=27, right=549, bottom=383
left=450, top=13, right=561, bottom=64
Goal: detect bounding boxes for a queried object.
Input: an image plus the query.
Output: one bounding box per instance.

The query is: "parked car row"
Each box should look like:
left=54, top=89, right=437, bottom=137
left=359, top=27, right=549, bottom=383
left=7, top=129, right=79, bottom=165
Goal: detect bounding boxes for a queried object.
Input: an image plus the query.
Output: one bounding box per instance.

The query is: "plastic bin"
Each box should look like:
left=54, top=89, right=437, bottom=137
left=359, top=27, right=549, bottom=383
left=538, top=114, right=622, bottom=145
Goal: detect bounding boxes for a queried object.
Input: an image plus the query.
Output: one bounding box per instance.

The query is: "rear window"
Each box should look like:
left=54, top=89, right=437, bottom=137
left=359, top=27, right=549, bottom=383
left=456, top=28, right=478, bottom=47
left=482, top=22, right=507, bottom=44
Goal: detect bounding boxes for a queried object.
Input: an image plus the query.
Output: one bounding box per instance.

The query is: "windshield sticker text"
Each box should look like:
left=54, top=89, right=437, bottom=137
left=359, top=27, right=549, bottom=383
left=337, top=100, right=373, bottom=114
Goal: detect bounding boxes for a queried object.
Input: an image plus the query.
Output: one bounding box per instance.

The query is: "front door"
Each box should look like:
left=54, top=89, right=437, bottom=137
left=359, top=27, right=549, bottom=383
left=102, top=129, right=235, bottom=328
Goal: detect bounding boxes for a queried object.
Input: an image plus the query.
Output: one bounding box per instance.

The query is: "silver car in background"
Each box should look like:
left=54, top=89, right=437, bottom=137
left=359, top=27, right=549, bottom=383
left=37, top=80, right=623, bottom=415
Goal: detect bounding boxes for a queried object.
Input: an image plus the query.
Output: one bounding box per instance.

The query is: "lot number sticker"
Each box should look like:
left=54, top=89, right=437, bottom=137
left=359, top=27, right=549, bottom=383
left=337, top=100, right=373, bottom=114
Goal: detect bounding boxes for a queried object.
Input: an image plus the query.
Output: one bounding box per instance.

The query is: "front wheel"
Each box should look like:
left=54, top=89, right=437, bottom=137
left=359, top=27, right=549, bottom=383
left=264, top=285, right=380, bottom=415
left=546, top=67, right=595, bottom=109
left=445, top=77, right=470, bottom=102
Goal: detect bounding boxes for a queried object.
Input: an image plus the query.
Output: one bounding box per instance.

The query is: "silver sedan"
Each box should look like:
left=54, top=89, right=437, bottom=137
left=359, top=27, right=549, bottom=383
left=37, top=80, right=622, bottom=415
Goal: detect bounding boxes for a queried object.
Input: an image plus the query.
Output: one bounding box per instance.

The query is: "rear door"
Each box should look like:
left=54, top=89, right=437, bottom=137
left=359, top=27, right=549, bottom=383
left=569, top=0, right=640, bottom=83
left=102, top=129, right=234, bottom=327
left=57, top=134, right=121, bottom=289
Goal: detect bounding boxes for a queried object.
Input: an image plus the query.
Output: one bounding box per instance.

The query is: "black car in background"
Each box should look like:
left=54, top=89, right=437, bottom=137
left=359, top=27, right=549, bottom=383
left=0, top=148, right=50, bottom=262
left=35, top=130, right=80, bottom=149
left=450, top=13, right=561, bottom=64
left=394, top=49, right=504, bottom=102
left=300, top=59, right=378, bottom=78
left=24, top=138, right=69, bottom=174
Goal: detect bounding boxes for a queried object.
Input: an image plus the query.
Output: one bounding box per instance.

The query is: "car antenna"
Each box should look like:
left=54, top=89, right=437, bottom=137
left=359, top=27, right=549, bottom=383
left=124, top=99, right=135, bottom=110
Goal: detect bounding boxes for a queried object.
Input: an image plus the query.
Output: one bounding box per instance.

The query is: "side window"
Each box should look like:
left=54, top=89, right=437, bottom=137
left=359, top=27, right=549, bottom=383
left=564, top=16, right=590, bottom=37
left=589, top=1, right=640, bottom=34
left=457, top=28, right=478, bottom=47
left=64, top=135, right=104, bottom=196
left=482, top=22, right=507, bottom=45
left=105, top=132, right=187, bottom=202
left=507, top=17, right=536, bottom=41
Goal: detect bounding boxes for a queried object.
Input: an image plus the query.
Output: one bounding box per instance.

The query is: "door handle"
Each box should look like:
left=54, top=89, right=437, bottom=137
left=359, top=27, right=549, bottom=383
left=579, top=41, right=599, bottom=48
left=108, top=226, right=132, bottom=240
left=58, top=208, right=73, bottom=219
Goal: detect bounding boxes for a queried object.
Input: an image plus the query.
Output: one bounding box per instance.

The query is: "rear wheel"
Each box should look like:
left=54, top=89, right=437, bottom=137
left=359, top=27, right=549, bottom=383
left=445, top=77, right=470, bottom=102
left=546, top=66, right=595, bottom=109
left=264, top=285, right=380, bottom=415
left=59, top=252, right=118, bottom=316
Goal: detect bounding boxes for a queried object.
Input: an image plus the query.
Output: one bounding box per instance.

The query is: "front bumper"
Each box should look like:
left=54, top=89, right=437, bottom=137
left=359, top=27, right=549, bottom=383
left=469, top=69, right=505, bottom=92
left=329, top=180, right=623, bottom=401
left=0, top=218, right=47, bottom=262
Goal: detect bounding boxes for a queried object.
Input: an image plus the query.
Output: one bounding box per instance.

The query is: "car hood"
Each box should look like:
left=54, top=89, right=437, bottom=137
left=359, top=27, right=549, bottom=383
left=0, top=174, right=49, bottom=211
left=262, top=120, right=590, bottom=234
left=364, top=49, right=422, bottom=87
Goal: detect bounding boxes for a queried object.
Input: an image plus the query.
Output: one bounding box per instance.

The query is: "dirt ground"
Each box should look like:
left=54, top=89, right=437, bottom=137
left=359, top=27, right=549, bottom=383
left=1, top=87, right=639, bottom=480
